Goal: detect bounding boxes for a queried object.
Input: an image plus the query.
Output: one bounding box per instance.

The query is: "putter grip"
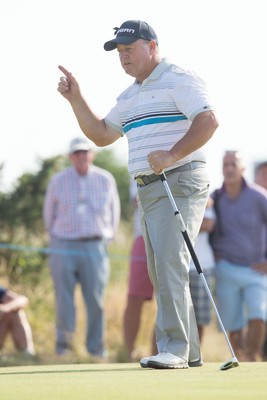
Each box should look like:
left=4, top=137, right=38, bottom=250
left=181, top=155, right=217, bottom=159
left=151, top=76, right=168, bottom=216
left=159, top=172, right=166, bottom=182
left=182, top=231, right=203, bottom=275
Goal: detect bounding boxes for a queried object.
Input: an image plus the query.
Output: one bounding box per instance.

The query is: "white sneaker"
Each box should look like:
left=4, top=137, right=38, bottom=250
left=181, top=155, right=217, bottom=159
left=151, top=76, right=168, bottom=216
left=140, top=356, right=150, bottom=368
left=140, top=352, right=188, bottom=369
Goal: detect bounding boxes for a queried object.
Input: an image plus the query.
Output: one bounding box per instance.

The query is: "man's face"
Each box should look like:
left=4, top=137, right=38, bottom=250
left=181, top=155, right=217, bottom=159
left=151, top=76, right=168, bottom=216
left=255, top=166, right=267, bottom=190
left=117, top=39, right=155, bottom=80
left=222, top=152, right=244, bottom=184
left=69, top=150, right=95, bottom=175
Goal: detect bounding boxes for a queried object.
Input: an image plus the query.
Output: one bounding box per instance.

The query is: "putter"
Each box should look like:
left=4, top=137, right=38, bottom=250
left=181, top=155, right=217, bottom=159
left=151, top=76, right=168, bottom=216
left=159, top=171, right=239, bottom=371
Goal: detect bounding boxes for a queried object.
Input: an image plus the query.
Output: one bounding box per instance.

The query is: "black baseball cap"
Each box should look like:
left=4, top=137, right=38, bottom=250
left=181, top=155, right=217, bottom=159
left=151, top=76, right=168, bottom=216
left=104, top=20, right=158, bottom=51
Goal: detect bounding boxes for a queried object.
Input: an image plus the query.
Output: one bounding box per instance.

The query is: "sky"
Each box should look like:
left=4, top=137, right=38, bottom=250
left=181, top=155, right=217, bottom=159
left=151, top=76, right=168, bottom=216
left=1, top=0, right=266, bottom=192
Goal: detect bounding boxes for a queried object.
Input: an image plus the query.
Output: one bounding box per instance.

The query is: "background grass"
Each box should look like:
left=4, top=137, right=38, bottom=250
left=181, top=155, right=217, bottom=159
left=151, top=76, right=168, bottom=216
left=0, top=362, right=266, bottom=400
left=0, top=222, right=254, bottom=365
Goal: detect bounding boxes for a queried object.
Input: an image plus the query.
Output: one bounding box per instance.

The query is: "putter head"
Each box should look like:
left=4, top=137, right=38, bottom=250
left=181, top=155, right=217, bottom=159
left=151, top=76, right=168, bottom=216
left=220, top=357, right=239, bottom=371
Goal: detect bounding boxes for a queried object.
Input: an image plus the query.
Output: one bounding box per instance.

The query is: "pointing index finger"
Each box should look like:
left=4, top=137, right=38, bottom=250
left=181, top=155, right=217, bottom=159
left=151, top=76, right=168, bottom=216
left=58, top=65, right=72, bottom=80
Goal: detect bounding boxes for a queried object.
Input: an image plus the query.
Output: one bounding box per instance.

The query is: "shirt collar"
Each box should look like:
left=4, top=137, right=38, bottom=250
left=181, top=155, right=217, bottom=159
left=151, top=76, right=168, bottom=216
left=221, top=177, right=248, bottom=193
left=135, top=57, right=172, bottom=85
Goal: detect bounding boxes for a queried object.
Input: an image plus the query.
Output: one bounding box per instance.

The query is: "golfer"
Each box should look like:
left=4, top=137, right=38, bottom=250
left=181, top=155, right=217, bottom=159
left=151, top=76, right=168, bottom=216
left=57, top=20, right=219, bottom=369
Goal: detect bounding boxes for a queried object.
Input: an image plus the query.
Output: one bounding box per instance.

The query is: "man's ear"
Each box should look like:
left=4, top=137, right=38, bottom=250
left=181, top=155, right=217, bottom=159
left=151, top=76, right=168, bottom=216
left=149, top=40, right=157, bottom=51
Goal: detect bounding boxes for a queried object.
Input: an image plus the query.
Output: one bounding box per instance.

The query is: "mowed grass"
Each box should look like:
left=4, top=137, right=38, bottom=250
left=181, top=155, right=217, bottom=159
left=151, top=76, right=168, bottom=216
left=0, top=222, right=242, bottom=365
left=1, top=223, right=266, bottom=400
left=0, top=362, right=266, bottom=400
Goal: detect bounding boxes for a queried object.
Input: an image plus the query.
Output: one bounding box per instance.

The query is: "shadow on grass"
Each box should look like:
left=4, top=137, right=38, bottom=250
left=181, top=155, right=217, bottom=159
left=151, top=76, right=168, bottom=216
left=0, top=366, right=143, bottom=376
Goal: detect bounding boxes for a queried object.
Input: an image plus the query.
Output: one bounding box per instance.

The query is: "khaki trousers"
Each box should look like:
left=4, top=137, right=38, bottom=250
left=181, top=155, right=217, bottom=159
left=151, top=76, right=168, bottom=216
left=137, top=165, right=209, bottom=361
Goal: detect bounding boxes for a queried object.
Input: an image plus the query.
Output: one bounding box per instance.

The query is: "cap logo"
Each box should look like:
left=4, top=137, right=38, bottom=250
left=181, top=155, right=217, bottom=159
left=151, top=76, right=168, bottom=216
left=117, top=28, right=135, bottom=35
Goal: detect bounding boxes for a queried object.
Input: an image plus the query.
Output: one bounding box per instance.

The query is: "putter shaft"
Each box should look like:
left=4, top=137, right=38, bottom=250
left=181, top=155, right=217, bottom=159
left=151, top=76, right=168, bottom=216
left=159, top=171, right=239, bottom=370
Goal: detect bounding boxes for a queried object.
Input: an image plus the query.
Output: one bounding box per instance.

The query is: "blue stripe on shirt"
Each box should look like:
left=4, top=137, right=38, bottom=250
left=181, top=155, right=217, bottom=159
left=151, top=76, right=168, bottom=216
left=123, top=115, right=188, bottom=133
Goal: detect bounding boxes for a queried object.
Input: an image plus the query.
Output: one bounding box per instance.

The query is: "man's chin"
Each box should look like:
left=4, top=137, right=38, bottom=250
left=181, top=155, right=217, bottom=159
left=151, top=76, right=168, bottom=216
left=76, top=167, right=88, bottom=175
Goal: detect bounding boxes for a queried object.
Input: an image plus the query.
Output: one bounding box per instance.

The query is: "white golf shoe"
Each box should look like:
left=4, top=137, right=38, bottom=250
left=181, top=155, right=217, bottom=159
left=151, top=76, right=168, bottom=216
left=140, top=356, right=151, bottom=368
left=140, top=352, right=188, bottom=369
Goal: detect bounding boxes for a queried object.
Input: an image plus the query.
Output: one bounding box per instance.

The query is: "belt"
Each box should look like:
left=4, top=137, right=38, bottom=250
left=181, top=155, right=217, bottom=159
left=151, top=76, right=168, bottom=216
left=78, top=236, right=102, bottom=241
left=135, top=161, right=206, bottom=187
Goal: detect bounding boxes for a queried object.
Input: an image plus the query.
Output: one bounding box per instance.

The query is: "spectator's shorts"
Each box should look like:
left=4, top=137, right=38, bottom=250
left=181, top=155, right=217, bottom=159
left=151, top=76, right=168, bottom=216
left=128, top=235, right=154, bottom=300
left=189, top=269, right=214, bottom=325
left=215, top=259, right=267, bottom=331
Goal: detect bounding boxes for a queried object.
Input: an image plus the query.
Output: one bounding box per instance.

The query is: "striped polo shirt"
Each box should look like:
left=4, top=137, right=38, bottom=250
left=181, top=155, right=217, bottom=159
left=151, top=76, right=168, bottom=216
left=105, top=58, right=214, bottom=177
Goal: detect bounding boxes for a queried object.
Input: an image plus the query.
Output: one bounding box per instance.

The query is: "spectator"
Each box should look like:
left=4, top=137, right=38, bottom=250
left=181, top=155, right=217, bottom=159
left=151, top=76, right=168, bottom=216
left=57, top=20, right=218, bottom=369
left=253, top=160, right=267, bottom=360
left=0, top=286, right=35, bottom=357
left=189, top=197, right=216, bottom=343
left=123, top=179, right=157, bottom=361
left=210, top=150, right=267, bottom=361
left=255, top=161, right=267, bottom=190
left=43, top=137, right=120, bottom=359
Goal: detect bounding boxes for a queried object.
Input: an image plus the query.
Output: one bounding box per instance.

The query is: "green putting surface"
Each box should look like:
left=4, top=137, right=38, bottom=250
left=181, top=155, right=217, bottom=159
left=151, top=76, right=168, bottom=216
left=0, top=362, right=266, bottom=400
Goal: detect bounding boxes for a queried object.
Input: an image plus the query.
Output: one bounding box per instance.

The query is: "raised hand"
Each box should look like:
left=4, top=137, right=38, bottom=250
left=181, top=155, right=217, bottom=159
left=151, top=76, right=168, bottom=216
left=57, top=65, right=81, bottom=102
